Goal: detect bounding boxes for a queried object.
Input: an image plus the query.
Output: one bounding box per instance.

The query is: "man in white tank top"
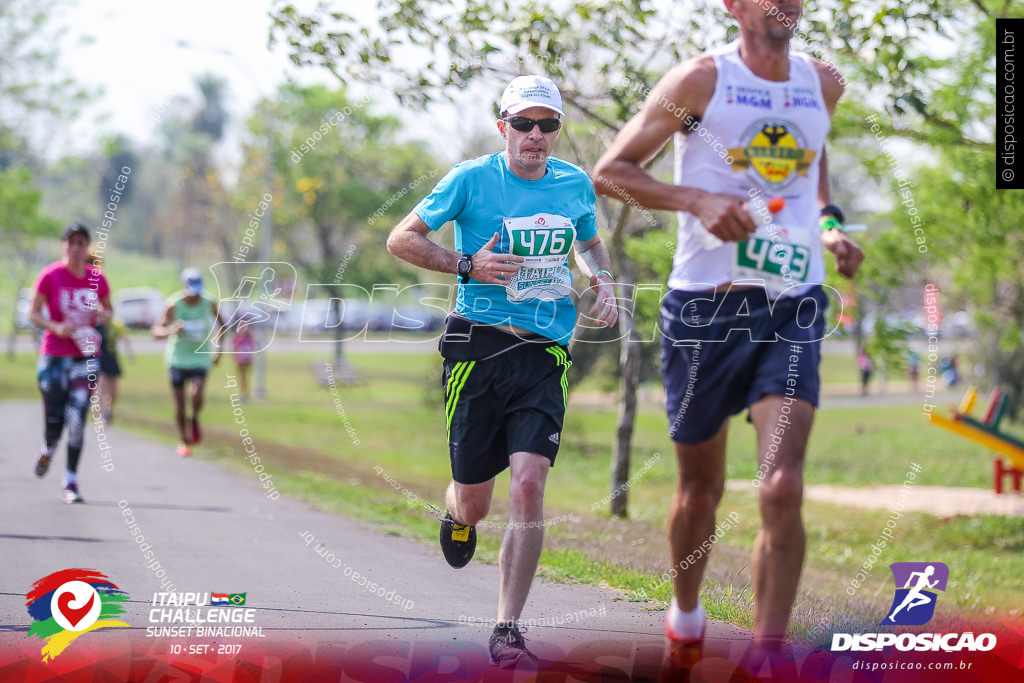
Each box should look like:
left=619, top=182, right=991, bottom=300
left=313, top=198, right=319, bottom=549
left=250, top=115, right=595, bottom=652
left=594, top=0, right=863, bottom=669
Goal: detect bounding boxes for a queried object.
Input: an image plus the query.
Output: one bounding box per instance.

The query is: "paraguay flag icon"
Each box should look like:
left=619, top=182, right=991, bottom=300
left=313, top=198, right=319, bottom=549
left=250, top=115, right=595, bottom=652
left=882, top=562, right=949, bottom=626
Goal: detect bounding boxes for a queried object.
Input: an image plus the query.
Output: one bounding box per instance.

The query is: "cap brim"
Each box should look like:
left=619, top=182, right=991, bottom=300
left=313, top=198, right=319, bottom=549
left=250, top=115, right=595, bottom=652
left=185, top=283, right=203, bottom=295
left=504, top=101, right=565, bottom=117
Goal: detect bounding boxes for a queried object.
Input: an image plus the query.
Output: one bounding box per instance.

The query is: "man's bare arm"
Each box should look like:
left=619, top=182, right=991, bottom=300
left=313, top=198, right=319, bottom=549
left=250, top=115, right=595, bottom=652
left=151, top=302, right=180, bottom=339
left=574, top=235, right=617, bottom=328
left=386, top=212, right=524, bottom=285
left=386, top=212, right=461, bottom=275
left=593, top=57, right=756, bottom=242
left=812, top=60, right=862, bottom=279
left=573, top=235, right=613, bottom=281
left=593, top=59, right=714, bottom=212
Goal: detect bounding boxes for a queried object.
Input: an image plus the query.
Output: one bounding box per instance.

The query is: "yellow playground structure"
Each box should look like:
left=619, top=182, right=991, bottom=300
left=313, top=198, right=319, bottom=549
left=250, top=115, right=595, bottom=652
left=928, top=387, right=1024, bottom=494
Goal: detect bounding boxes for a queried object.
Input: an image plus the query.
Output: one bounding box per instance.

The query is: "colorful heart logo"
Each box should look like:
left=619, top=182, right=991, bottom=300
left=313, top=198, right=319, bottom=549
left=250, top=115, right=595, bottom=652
left=56, top=591, right=95, bottom=628
left=49, top=581, right=101, bottom=632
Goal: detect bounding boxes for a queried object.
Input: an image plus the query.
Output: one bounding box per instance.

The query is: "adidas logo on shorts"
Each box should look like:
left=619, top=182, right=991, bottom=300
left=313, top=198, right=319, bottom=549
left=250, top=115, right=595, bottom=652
left=548, top=433, right=560, bottom=445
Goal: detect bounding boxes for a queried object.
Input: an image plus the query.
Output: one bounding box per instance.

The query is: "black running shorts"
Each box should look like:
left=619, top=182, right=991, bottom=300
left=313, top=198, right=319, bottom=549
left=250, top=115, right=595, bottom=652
left=169, top=366, right=208, bottom=388
left=443, top=341, right=572, bottom=485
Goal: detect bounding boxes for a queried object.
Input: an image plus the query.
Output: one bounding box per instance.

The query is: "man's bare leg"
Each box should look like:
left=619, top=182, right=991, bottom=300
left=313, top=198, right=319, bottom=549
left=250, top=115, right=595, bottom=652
left=748, top=394, right=814, bottom=650
left=668, top=422, right=729, bottom=613
left=172, top=385, right=188, bottom=443
left=497, top=451, right=549, bottom=623
left=444, top=478, right=494, bottom=526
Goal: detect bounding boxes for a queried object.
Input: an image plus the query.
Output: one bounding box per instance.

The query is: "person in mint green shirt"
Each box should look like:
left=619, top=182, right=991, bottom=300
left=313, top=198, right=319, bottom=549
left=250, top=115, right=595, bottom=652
left=152, top=268, right=224, bottom=457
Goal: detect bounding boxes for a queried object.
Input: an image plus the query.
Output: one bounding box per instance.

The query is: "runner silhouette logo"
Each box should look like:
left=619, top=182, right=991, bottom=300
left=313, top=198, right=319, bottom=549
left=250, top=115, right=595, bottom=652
left=883, top=562, right=949, bottom=626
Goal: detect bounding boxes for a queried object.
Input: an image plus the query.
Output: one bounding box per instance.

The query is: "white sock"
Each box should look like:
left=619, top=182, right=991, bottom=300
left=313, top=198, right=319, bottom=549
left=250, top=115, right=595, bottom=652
left=63, top=470, right=77, bottom=487
left=667, top=598, right=705, bottom=640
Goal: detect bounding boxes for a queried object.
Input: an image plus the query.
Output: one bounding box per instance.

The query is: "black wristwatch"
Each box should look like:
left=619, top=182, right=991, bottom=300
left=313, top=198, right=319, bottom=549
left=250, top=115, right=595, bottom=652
left=820, top=204, right=846, bottom=225
left=457, top=254, right=473, bottom=283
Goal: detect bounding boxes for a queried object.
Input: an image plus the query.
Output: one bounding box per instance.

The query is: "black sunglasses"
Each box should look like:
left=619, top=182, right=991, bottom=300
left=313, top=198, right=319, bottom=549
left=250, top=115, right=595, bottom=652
left=503, top=116, right=561, bottom=133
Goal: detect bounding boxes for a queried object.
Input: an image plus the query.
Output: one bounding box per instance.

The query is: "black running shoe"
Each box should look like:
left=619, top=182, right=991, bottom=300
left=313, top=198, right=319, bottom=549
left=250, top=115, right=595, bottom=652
left=34, top=454, right=52, bottom=478
left=489, top=622, right=538, bottom=669
left=439, top=511, right=476, bottom=568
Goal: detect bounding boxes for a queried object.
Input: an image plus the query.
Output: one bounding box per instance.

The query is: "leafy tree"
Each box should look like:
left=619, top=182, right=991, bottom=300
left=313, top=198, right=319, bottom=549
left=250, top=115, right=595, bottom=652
left=152, top=75, right=238, bottom=265
left=0, top=0, right=92, bottom=162
left=237, top=83, right=438, bottom=366
left=0, top=0, right=91, bottom=350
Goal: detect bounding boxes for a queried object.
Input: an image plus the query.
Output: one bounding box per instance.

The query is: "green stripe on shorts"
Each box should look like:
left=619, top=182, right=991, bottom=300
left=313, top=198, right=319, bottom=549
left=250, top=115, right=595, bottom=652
left=545, top=346, right=572, bottom=408
left=446, top=361, right=475, bottom=439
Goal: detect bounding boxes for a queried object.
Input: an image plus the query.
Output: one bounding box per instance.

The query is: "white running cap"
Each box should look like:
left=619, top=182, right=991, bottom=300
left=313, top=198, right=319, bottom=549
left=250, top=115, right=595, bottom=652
left=181, top=267, right=203, bottom=295
left=499, top=75, right=565, bottom=117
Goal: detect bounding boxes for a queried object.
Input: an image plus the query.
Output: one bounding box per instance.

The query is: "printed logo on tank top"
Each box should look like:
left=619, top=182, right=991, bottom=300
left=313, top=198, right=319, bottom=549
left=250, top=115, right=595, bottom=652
left=725, top=84, right=772, bottom=109
left=783, top=86, right=821, bottom=110
left=727, top=119, right=817, bottom=192
left=59, top=288, right=99, bottom=327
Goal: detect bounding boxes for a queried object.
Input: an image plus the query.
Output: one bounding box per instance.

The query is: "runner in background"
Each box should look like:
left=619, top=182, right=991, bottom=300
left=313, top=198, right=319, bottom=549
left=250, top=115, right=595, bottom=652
left=29, top=223, right=112, bottom=503
left=152, top=268, right=224, bottom=457
left=85, top=251, right=133, bottom=423
left=97, top=317, right=132, bottom=423
left=857, top=348, right=874, bottom=396
left=231, top=324, right=257, bottom=403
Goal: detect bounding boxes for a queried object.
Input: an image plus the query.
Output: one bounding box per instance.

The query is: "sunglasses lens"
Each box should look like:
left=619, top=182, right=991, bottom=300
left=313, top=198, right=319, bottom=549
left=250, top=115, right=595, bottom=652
left=506, top=117, right=561, bottom=133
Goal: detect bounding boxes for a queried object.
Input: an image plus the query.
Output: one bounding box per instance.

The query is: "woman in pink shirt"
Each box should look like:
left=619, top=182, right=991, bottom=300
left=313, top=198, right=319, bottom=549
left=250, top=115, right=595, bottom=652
left=29, top=223, right=112, bottom=503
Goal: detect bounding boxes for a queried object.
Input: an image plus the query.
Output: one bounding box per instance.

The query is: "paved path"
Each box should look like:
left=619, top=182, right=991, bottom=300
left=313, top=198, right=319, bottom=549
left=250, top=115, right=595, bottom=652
left=0, top=401, right=753, bottom=679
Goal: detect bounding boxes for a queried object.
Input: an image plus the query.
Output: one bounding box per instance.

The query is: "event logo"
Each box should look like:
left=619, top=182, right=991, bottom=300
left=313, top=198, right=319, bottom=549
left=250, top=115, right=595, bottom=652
left=832, top=562, right=997, bottom=653
left=884, top=562, right=948, bottom=626
left=727, top=119, right=816, bottom=191
left=25, top=569, right=130, bottom=662
left=201, top=262, right=297, bottom=353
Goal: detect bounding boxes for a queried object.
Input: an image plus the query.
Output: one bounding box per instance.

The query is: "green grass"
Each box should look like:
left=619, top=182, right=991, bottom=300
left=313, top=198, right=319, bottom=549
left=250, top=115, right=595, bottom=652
left=4, top=348, right=1021, bottom=643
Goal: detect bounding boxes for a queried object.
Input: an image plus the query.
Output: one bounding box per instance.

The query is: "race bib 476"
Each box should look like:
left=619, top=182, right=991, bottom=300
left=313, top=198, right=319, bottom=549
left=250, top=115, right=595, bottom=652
left=502, top=214, right=576, bottom=302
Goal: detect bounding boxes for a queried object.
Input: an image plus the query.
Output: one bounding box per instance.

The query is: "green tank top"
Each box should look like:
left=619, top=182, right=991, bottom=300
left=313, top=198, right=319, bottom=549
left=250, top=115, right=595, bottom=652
left=165, top=294, right=215, bottom=369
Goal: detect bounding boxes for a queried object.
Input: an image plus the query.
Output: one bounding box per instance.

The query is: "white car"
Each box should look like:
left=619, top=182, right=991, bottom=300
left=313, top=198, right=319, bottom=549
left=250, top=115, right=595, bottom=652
left=16, top=288, right=43, bottom=329
left=114, top=287, right=167, bottom=329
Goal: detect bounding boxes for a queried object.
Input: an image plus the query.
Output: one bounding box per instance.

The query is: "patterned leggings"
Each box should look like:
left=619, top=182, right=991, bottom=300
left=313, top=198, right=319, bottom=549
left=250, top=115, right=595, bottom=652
left=37, top=355, right=98, bottom=472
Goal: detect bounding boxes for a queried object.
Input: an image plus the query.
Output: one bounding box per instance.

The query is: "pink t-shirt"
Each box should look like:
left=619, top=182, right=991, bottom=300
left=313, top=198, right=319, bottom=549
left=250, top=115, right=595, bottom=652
left=34, top=261, right=111, bottom=357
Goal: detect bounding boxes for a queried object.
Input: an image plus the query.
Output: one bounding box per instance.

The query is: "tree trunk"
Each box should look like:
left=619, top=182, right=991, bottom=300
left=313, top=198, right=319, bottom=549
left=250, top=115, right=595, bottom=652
left=608, top=204, right=636, bottom=518
left=333, top=307, right=344, bottom=369
left=611, top=291, right=640, bottom=517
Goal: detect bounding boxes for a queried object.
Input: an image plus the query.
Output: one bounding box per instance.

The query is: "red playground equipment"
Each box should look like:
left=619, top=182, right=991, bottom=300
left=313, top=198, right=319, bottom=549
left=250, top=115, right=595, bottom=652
left=929, top=387, right=1024, bottom=494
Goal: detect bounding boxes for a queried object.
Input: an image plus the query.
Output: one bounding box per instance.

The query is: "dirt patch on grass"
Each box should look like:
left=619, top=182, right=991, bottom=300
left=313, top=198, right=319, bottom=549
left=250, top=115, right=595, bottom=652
left=804, top=483, right=1024, bottom=517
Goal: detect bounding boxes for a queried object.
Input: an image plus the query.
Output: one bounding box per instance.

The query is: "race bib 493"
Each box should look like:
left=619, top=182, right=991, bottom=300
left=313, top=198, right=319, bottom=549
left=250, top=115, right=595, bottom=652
left=731, top=224, right=811, bottom=294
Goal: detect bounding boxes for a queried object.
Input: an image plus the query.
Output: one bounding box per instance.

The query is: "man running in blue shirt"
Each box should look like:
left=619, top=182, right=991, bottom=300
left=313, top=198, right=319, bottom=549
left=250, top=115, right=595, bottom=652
left=387, top=74, right=617, bottom=668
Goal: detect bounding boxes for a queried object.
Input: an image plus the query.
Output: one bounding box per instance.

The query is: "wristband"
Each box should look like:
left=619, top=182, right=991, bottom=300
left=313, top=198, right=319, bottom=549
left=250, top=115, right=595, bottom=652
left=595, top=270, right=613, bottom=280
left=820, top=204, right=845, bottom=224
left=820, top=215, right=845, bottom=233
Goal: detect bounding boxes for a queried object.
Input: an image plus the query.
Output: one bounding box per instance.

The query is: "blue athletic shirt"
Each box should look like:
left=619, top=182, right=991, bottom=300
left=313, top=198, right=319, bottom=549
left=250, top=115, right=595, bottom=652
left=414, top=151, right=597, bottom=345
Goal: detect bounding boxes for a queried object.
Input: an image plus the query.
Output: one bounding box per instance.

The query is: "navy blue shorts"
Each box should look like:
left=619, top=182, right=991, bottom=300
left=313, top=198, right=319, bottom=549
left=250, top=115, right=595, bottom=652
left=659, top=286, right=829, bottom=445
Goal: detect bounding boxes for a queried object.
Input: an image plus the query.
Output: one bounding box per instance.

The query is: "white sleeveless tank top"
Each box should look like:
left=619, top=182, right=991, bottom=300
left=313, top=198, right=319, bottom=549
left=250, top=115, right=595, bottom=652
left=668, top=42, right=831, bottom=296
